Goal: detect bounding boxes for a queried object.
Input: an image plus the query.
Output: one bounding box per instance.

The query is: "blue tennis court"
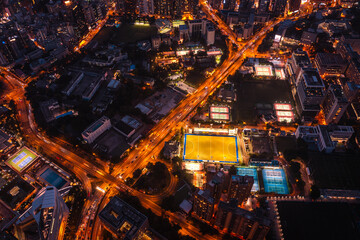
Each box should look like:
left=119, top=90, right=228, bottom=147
left=262, top=168, right=289, bottom=194
left=236, top=167, right=259, bottom=192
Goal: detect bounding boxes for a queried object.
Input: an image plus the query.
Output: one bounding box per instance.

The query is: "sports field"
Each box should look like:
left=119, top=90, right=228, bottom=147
left=6, top=147, right=38, bottom=172
left=183, top=134, right=240, bottom=163
left=262, top=168, right=289, bottom=194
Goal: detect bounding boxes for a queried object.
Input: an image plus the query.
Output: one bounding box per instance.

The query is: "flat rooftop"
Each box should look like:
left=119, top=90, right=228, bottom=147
left=277, top=201, right=360, bottom=240
left=329, top=85, right=347, bottom=102
left=82, top=116, right=110, bottom=137
left=316, top=53, right=346, bottom=65
left=99, top=196, right=148, bottom=237
left=302, top=69, right=324, bottom=87
left=0, top=175, right=35, bottom=209
left=293, top=49, right=311, bottom=66
left=308, top=152, right=360, bottom=191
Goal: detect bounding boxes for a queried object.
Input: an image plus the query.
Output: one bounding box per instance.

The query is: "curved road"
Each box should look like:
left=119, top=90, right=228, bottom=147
left=0, top=3, right=307, bottom=239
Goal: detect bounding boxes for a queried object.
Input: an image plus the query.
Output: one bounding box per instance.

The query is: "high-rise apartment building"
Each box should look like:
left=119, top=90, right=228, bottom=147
left=154, top=0, right=173, bottom=16
left=223, top=0, right=238, bottom=10
left=139, top=0, right=155, bottom=15
left=228, top=175, right=254, bottom=204
left=314, top=53, right=347, bottom=76
left=286, top=48, right=312, bottom=86
left=31, top=186, right=69, bottom=240
left=208, top=0, right=222, bottom=9
left=193, top=189, right=215, bottom=221
left=99, top=196, right=149, bottom=239
left=270, top=0, right=287, bottom=16
left=287, top=0, right=301, bottom=13
left=215, top=201, right=271, bottom=240
left=322, top=84, right=349, bottom=124
left=207, top=171, right=225, bottom=203
left=295, top=68, right=325, bottom=120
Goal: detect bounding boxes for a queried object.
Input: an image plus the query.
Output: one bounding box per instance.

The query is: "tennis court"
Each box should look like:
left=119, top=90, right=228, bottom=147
left=262, top=168, right=289, bottom=194
left=6, top=147, right=38, bottom=172
left=183, top=134, right=240, bottom=163
left=236, top=167, right=259, bottom=192
left=255, top=65, right=274, bottom=77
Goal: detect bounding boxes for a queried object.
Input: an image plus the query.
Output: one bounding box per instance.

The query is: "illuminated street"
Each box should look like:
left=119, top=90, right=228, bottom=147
left=1, top=1, right=359, bottom=240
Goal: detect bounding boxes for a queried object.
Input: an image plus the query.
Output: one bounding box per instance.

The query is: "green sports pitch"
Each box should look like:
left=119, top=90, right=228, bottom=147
left=6, top=147, right=38, bottom=172
left=183, top=134, right=240, bottom=164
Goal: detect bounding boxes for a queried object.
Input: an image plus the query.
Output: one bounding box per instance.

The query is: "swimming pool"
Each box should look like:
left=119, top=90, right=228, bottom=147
left=236, top=167, right=259, bottom=192
left=40, top=168, right=67, bottom=189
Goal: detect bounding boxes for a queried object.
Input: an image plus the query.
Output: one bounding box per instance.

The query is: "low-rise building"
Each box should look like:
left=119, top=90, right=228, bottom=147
left=114, top=115, right=142, bottom=138
left=99, top=196, right=149, bottom=240
left=151, top=34, right=171, bottom=50
left=301, top=29, right=318, bottom=45
left=82, top=48, right=127, bottom=67
left=62, top=71, right=84, bottom=96
left=162, top=141, right=180, bottom=159
left=318, top=20, right=350, bottom=37
left=314, top=53, right=347, bottom=76
left=50, top=46, right=69, bottom=61
left=218, top=83, right=236, bottom=102
left=39, top=99, right=75, bottom=123
left=295, top=125, right=354, bottom=153
left=82, top=116, right=111, bottom=144
left=249, top=136, right=272, bottom=155
left=0, top=130, right=14, bottom=154
left=135, top=103, right=153, bottom=115
left=295, top=126, right=319, bottom=142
